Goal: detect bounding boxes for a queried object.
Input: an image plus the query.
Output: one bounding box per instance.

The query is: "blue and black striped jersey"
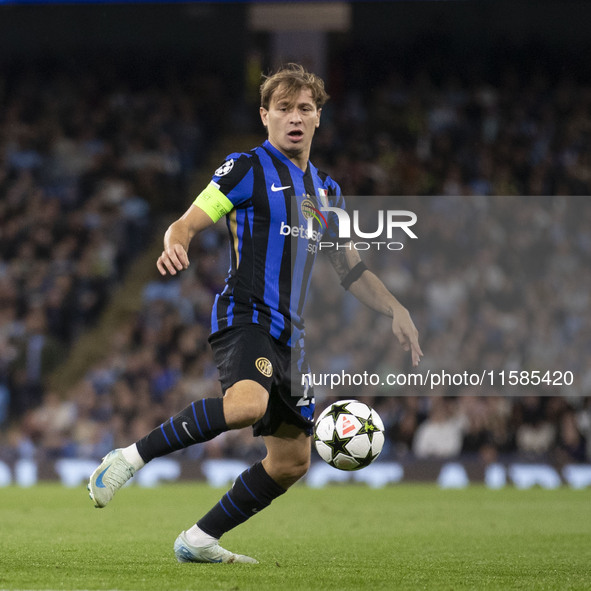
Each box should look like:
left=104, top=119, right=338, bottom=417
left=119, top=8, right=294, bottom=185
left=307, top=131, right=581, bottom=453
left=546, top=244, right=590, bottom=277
left=206, top=139, right=344, bottom=347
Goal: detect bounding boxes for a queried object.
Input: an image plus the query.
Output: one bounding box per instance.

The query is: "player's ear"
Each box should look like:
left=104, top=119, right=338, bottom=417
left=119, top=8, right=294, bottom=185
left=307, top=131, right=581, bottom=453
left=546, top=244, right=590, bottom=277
left=260, top=107, right=268, bottom=128
left=316, top=107, right=322, bottom=128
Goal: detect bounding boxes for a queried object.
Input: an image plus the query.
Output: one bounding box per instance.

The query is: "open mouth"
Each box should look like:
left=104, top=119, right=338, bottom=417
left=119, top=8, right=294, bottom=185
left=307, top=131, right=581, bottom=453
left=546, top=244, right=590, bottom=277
left=288, top=130, right=304, bottom=140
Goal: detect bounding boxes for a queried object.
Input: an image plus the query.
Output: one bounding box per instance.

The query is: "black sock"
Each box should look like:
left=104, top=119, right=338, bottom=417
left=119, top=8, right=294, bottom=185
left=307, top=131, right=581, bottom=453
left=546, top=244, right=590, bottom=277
left=197, top=461, right=286, bottom=539
left=136, top=397, right=227, bottom=463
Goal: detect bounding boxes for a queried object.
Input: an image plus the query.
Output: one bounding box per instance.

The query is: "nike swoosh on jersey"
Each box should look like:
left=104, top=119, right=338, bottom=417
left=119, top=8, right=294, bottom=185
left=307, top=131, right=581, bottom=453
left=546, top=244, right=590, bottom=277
left=271, top=183, right=291, bottom=192
left=182, top=421, right=197, bottom=441
left=95, top=466, right=110, bottom=488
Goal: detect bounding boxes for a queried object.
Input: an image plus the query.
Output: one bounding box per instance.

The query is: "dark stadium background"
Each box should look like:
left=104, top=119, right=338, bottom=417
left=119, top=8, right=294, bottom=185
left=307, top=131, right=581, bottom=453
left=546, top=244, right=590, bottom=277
left=1, top=0, right=591, bottom=489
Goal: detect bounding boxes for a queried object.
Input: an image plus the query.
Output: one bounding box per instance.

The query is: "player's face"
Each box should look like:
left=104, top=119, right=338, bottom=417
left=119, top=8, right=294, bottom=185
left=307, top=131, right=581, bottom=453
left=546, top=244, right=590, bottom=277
left=260, top=86, right=321, bottom=169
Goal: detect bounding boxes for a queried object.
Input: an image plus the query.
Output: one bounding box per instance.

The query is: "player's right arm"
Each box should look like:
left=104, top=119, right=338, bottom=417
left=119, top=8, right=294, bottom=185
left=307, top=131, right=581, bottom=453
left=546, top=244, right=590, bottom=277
left=157, top=154, right=253, bottom=276
left=156, top=204, right=215, bottom=276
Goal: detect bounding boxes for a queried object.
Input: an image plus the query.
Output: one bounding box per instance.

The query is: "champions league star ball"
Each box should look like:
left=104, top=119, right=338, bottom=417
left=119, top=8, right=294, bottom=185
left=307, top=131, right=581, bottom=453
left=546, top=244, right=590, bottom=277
left=314, top=400, right=385, bottom=470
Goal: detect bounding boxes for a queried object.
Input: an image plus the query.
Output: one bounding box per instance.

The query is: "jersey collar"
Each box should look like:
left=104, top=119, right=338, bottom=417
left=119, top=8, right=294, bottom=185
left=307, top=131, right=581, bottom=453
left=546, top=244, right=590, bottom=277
left=262, top=139, right=310, bottom=175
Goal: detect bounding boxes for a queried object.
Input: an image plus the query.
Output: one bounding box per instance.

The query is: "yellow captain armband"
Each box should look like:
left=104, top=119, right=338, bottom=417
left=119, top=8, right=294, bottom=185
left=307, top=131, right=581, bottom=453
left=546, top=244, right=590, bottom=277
left=193, top=182, right=234, bottom=222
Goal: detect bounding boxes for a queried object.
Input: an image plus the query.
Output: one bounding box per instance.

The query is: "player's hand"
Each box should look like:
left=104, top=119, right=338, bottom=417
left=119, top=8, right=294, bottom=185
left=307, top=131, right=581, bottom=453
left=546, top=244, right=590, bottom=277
left=157, top=244, right=190, bottom=276
left=390, top=304, right=423, bottom=367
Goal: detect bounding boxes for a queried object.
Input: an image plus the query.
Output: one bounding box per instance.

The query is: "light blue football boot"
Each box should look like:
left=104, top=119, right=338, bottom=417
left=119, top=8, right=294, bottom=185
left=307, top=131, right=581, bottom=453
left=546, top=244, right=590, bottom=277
left=174, top=531, right=258, bottom=564
left=87, top=449, right=136, bottom=508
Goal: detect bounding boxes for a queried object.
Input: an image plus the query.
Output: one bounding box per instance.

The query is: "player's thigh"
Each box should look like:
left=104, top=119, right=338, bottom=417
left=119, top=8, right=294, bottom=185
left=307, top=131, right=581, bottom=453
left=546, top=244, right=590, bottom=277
left=251, top=338, right=315, bottom=439
left=223, top=379, right=269, bottom=428
left=210, top=325, right=275, bottom=428
left=262, top=422, right=312, bottom=488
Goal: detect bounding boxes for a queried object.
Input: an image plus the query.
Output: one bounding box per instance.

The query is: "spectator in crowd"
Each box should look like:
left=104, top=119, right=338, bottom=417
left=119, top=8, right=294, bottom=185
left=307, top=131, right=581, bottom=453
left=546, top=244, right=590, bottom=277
left=412, top=397, right=465, bottom=459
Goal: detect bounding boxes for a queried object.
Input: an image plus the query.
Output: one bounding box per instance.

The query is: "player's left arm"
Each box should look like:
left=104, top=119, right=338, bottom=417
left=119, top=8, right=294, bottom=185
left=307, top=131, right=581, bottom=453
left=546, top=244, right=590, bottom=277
left=327, top=246, right=423, bottom=367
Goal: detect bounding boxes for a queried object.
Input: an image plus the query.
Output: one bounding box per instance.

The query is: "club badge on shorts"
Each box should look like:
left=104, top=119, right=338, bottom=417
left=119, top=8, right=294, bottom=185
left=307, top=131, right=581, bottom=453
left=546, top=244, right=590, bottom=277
left=255, top=357, right=273, bottom=378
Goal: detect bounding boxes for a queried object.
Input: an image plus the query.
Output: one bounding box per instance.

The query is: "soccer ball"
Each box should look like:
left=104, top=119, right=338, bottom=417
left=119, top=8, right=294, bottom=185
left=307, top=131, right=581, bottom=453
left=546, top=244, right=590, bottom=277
left=314, top=400, right=385, bottom=471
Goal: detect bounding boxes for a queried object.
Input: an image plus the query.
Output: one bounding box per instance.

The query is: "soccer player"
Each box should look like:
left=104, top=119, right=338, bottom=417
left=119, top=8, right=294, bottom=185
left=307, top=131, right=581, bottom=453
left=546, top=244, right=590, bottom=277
left=88, top=63, right=422, bottom=564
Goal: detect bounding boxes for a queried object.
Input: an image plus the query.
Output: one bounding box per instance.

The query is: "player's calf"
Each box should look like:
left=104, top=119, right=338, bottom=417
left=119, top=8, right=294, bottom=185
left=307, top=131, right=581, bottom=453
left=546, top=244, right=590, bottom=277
left=135, top=397, right=228, bottom=462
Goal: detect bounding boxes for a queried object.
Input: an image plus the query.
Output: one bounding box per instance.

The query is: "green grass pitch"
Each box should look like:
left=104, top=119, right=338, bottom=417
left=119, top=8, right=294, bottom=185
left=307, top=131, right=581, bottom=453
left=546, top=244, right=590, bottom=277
left=1, top=483, right=590, bottom=590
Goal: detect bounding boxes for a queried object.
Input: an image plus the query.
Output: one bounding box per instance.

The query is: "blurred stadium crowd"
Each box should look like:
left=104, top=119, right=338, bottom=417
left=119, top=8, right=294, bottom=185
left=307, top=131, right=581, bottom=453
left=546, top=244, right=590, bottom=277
left=1, top=61, right=590, bottom=468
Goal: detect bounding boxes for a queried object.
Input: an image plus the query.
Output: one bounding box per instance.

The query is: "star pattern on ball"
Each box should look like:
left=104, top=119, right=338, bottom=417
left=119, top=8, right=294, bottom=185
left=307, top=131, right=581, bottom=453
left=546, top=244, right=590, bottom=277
left=322, top=427, right=350, bottom=458
left=324, top=403, right=351, bottom=423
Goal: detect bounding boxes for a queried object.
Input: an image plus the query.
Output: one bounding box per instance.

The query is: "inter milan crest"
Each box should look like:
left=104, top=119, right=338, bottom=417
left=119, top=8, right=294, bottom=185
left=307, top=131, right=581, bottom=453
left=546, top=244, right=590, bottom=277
left=255, top=357, right=273, bottom=377
left=300, top=198, right=316, bottom=220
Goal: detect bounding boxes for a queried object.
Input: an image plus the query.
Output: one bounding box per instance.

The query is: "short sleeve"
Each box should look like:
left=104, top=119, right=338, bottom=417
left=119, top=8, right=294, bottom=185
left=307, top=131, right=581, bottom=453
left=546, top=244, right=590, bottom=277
left=211, top=154, right=254, bottom=208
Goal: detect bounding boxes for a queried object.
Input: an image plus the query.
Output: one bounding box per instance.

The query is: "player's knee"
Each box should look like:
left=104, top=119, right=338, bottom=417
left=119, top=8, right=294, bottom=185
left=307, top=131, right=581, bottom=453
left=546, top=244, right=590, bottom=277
left=289, top=456, right=311, bottom=481
left=269, top=455, right=311, bottom=488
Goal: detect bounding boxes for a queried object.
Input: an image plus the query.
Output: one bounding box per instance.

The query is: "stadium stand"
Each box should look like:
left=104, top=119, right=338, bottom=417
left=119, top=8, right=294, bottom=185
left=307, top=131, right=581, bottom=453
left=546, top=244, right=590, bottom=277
left=1, top=59, right=590, bottom=470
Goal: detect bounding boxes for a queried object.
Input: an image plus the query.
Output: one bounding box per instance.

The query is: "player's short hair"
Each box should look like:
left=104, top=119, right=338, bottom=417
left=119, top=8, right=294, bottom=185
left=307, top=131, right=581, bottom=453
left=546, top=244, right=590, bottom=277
left=260, top=63, right=329, bottom=110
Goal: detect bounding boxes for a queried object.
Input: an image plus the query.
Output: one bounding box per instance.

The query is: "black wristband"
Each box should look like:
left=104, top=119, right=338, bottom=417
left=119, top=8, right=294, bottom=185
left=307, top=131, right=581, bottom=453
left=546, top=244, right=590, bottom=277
left=341, top=261, right=368, bottom=290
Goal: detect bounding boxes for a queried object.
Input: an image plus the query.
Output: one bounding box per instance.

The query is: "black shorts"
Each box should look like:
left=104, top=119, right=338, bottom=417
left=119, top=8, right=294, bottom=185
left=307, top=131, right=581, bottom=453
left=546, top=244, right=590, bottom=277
left=208, top=324, right=315, bottom=437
